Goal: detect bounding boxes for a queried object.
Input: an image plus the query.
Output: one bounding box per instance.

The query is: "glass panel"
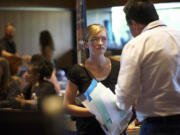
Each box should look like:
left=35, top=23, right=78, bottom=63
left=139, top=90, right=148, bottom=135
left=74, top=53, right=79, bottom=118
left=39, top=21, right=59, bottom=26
left=87, top=2, right=180, bottom=50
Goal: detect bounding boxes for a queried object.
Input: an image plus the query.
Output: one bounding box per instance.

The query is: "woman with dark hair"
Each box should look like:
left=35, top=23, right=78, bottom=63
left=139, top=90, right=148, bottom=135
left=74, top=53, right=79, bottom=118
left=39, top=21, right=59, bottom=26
left=39, top=30, right=54, bottom=62
left=0, top=57, right=20, bottom=108
left=39, top=30, right=61, bottom=94
left=16, top=54, right=56, bottom=110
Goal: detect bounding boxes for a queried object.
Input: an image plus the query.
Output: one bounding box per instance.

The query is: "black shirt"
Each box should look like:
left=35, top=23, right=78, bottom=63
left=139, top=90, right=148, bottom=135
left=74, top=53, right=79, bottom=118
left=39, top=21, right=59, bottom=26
left=0, top=37, right=17, bottom=54
left=23, top=80, right=56, bottom=110
left=68, top=59, right=120, bottom=135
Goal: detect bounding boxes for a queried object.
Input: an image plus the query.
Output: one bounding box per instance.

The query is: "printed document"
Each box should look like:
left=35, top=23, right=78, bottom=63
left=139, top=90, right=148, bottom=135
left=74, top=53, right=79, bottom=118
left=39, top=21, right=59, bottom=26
left=77, top=79, right=133, bottom=135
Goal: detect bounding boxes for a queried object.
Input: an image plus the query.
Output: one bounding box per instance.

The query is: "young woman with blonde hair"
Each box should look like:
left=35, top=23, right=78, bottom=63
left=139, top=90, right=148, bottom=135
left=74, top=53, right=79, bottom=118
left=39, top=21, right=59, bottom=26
left=63, top=24, right=125, bottom=135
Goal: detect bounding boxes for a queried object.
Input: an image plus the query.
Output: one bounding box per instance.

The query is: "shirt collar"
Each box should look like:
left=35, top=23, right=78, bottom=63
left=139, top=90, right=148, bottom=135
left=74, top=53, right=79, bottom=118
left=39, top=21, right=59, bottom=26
left=142, top=20, right=166, bottom=33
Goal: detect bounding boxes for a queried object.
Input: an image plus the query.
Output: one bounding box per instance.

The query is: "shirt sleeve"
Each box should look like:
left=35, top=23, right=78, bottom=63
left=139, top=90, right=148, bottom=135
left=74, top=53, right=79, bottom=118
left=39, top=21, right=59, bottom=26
left=0, top=39, right=6, bottom=53
left=67, top=64, right=81, bottom=86
left=115, top=43, right=142, bottom=111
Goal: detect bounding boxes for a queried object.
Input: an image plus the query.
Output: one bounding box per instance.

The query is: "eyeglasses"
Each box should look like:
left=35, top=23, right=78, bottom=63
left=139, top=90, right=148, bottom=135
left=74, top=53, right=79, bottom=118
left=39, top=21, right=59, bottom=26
left=90, top=37, right=107, bottom=43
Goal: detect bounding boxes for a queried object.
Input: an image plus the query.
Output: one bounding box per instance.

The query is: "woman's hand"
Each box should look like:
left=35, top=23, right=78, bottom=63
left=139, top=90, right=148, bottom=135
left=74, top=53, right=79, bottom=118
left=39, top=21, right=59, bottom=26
left=63, top=81, right=93, bottom=117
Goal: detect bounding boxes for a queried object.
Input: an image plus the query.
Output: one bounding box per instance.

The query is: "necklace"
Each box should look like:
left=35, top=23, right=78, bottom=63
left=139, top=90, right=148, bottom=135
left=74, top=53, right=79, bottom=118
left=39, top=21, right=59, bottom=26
left=85, top=57, right=112, bottom=81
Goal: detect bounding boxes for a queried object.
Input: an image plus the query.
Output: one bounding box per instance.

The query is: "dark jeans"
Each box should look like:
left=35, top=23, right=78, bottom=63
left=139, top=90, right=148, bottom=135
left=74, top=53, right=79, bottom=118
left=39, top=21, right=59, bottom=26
left=139, top=114, right=180, bottom=135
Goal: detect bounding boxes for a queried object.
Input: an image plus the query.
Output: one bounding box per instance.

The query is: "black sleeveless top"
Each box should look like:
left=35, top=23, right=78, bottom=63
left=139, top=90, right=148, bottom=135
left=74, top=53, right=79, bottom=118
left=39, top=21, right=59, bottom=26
left=68, top=59, right=120, bottom=135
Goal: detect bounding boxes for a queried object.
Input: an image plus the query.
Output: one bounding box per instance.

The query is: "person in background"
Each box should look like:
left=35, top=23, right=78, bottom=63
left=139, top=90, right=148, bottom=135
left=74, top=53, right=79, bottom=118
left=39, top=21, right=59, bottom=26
left=16, top=54, right=56, bottom=110
left=115, top=0, right=180, bottom=135
left=39, top=30, right=61, bottom=94
left=0, top=23, right=30, bottom=77
left=0, top=23, right=18, bottom=57
left=0, top=24, right=22, bottom=76
left=63, top=24, right=128, bottom=135
left=0, top=57, right=20, bottom=108
left=39, top=30, right=54, bottom=62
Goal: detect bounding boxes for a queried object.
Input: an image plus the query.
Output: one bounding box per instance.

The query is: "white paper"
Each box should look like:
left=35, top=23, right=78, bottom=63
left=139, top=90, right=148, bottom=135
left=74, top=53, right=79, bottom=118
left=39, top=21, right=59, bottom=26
left=77, top=79, right=133, bottom=135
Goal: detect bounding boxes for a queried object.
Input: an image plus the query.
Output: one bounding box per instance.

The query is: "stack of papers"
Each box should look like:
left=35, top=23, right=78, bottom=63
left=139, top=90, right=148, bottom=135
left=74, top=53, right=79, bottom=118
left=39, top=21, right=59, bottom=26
left=77, top=79, right=133, bottom=135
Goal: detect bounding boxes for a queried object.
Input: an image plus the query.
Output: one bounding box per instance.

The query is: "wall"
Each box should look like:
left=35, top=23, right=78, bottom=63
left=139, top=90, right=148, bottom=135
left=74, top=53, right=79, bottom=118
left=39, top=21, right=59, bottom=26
left=0, top=8, right=73, bottom=68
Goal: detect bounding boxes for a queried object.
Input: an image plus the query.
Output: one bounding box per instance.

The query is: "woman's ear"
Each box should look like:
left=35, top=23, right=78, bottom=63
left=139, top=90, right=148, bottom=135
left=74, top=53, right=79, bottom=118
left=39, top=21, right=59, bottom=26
left=84, top=41, right=89, bottom=48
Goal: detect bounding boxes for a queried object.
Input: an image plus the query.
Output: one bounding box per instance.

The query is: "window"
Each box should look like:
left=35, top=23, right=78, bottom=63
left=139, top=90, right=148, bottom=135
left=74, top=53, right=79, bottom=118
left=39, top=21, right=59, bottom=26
left=87, top=2, right=180, bottom=50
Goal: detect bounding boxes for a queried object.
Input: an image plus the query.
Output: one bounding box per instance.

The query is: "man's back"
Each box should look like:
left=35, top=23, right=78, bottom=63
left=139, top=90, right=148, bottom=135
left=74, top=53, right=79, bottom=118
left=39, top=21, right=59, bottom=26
left=118, top=20, right=180, bottom=121
left=116, top=0, right=180, bottom=134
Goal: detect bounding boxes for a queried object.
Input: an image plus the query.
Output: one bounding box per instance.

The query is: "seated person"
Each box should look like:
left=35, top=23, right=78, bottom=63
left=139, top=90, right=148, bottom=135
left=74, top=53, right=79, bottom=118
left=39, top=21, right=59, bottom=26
left=0, top=24, right=18, bottom=57
left=20, top=54, right=61, bottom=94
left=16, top=55, right=56, bottom=110
left=0, top=57, right=20, bottom=108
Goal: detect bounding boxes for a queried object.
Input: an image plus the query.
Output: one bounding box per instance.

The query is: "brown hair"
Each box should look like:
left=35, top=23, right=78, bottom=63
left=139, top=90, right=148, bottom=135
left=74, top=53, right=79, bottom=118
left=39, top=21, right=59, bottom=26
left=39, top=30, right=54, bottom=53
left=29, top=54, right=53, bottom=81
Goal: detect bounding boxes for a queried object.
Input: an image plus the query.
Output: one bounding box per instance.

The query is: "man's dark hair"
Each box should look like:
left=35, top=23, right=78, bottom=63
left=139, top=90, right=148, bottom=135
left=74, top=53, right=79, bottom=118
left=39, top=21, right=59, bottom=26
left=30, top=54, right=53, bottom=80
left=124, top=0, right=159, bottom=25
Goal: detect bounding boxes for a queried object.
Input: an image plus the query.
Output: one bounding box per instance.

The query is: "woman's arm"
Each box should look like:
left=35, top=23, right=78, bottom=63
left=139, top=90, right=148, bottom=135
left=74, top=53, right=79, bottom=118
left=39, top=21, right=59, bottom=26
left=15, top=93, right=37, bottom=110
left=15, top=94, right=36, bottom=104
left=63, top=80, right=93, bottom=117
